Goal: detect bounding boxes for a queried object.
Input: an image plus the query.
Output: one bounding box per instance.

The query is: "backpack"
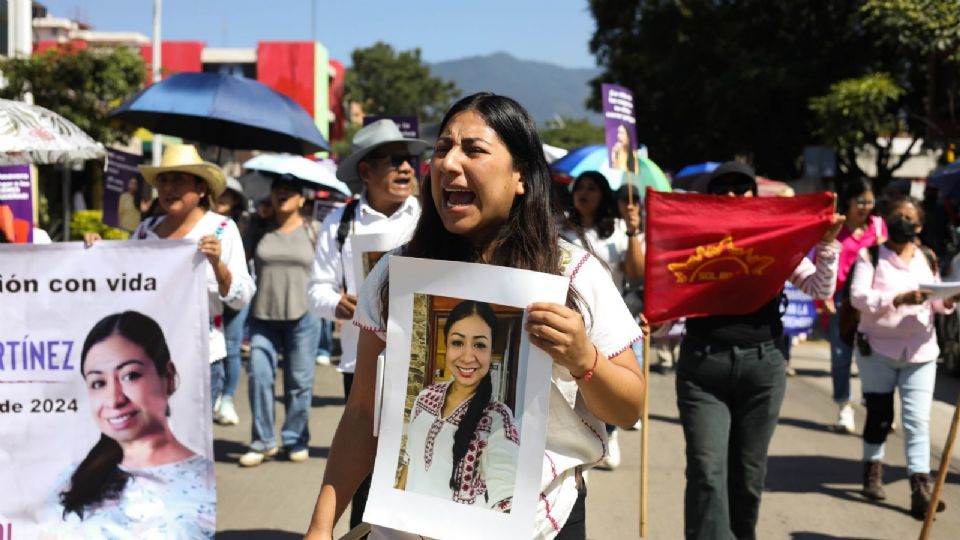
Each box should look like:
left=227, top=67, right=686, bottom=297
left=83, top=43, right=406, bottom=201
left=335, top=199, right=361, bottom=290
left=838, top=244, right=938, bottom=345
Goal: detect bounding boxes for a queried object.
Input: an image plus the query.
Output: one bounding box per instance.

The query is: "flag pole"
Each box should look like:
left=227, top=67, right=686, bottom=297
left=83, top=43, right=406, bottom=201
left=919, top=391, right=960, bottom=540
left=640, top=333, right=650, bottom=537
left=337, top=523, right=372, bottom=540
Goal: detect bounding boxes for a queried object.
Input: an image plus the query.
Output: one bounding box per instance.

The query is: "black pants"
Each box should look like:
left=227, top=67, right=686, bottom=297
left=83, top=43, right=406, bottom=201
left=676, top=338, right=786, bottom=540
left=554, top=485, right=587, bottom=540
left=342, top=371, right=372, bottom=529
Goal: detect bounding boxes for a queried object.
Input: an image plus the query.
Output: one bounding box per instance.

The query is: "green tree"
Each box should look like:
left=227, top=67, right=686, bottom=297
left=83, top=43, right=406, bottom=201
left=809, top=73, right=913, bottom=184
left=346, top=42, right=460, bottom=123
left=540, top=117, right=604, bottom=149
left=586, top=0, right=898, bottom=178
left=0, top=45, right=146, bottom=143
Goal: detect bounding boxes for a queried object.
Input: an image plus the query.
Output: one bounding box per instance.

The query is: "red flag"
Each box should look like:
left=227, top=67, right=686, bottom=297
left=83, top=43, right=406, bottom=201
left=643, top=190, right=834, bottom=324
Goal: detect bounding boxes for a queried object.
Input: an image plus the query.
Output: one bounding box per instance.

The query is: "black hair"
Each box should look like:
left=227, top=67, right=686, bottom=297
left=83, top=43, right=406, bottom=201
left=60, top=311, right=174, bottom=519
left=884, top=194, right=925, bottom=225
left=443, top=300, right=498, bottom=492
left=617, top=124, right=637, bottom=173
left=568, top=171, right=617, bottom=239
left=377, top=92, right=585, bottom=324
left=838, top=177, right=874, bottom=213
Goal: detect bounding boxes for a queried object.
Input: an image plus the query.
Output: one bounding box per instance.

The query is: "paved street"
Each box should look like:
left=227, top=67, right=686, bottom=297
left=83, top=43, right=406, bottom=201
left=214, top=341, right=960, bottom=539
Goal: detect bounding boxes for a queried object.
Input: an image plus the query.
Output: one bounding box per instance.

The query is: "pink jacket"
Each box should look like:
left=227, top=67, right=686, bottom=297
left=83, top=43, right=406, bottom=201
left=850, top=244, right=953, bottom=362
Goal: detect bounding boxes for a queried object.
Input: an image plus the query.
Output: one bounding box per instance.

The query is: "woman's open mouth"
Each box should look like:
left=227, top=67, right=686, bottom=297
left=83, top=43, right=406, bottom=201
left=106, top=411, right=138, bottom=429
left=444, top=188, right=476, bottom=208
left=456, top=366, right=478, bottom=378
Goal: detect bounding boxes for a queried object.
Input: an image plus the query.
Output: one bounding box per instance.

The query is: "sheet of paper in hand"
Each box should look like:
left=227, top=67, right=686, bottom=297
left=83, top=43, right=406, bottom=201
left=365, top=256, right=568, bottom=540
left=351, top=231, right=407, bottom=291
left=918, top=281, right=960, bottom=300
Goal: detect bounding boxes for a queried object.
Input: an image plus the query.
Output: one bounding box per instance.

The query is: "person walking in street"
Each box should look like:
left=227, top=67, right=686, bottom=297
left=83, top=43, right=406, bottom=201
left=849, top=195, right=951, bottom=519
left=306, top=118, right=426, bottom=527
left=84, top=144, right=255, bottom=412
left=304, top=92, right=644, bottom=540
left=238, top=174, right=323, bottom=467
left=561, top=170, right=644, bottom=469
left=677, top=161, right=843, bottom=540
left=827, top=177, right=886, bottom=433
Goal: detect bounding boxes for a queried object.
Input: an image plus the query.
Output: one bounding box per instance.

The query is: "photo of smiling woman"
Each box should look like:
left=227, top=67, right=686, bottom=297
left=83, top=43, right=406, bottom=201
left=45, top=311, right=215, bottom=539
left=397, top=300, right=520, bottom=511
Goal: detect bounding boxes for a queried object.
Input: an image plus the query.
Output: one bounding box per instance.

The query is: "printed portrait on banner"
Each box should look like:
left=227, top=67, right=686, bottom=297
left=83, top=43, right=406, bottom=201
left=0, top=240, right=214, bottom=540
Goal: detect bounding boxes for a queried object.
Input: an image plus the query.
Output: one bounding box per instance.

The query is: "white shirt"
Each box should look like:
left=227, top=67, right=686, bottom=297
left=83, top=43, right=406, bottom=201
left=133, top=212, right=256, bottom=362
left=356, top=240, right=643, bottom=539
left=306, top=194, right=420, bottom=373
left=561, top=219, right=642, bottom=294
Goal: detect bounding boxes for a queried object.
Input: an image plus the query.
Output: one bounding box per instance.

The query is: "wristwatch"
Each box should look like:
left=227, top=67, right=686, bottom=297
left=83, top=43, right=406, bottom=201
left=625, top=229, right=640, bottom=237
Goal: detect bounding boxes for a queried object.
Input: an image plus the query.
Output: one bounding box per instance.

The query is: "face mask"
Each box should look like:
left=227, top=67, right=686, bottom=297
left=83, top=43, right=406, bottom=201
left=886, top=217, right=918, bottom=244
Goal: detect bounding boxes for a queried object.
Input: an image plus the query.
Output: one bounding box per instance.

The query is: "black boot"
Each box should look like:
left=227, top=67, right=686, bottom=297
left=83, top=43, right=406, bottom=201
left=862, top=460, right=886, bottom=500
left=910, top=473, right=946, bottom=519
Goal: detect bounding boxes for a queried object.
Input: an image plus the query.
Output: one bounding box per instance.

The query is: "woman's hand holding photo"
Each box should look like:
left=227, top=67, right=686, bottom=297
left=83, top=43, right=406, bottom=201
left=524, top=302, right=595, bottom=378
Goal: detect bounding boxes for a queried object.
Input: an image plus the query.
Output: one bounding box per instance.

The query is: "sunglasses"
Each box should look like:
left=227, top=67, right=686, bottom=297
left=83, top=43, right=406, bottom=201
left=708, top=182, right=753, bottom=196
left=370, top=153, right=417, bottom=168
left=854, top=197, right=875, bottom=209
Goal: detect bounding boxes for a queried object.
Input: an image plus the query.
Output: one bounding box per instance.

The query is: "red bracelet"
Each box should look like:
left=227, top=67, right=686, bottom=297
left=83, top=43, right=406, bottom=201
left=572, top=345, right=600, bottom=381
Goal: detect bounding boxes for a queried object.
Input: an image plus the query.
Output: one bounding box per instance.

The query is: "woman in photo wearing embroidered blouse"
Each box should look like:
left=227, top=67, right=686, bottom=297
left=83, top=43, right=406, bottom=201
left=238, top=174, right=323, bottom=467
left=46, top=311, right=215, bottom=539
left=305, top=92, right=644, bottom=540
left=850, top=195, right=953, bottom=519
left=397, top=300, right=519, bottom=510
left=84, top=144, right=256, bottom=417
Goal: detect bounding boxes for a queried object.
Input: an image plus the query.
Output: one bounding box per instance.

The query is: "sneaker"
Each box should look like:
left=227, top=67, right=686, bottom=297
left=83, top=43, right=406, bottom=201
left=288, top=448, right=310, bottom=462
left=315, top=354, right=332, bottom=366
left=215, top=396, right=239, bottom=426
left=837, top=402, right=856, bottom=434
left=627, top=419, right=642, bottom=431
left=213, top=395, right=222, bottom=421
left=785, top=365, right=797, bottom=377
left=599, top=430, right=621, bottom=470
left=239, top=446, right=279, bottom=467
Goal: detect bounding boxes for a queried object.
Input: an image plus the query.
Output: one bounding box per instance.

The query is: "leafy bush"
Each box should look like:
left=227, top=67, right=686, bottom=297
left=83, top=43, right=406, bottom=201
left=69, top=210, right=129, bottom=240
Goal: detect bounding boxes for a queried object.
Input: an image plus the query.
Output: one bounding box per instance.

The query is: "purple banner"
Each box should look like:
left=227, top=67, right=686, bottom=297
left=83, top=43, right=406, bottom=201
left=0, top=165, right=33, bottom=243
left=363, top=115, right=419, bottom=139
left=103, top=148, right=145, bottom=232
left=601, top=83, right=639, bottom=174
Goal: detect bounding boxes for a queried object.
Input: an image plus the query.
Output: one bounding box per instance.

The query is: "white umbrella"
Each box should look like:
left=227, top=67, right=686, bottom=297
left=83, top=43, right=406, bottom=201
left=0, top=99, right=105, bottom=165
left=243, top=153, right=351, bottom=197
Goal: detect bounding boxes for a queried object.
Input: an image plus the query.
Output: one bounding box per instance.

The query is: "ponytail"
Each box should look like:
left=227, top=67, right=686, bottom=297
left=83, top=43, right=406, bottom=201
left=60, top=434, right=129, bottom=519
left=449, top=372, right=493, bottom=491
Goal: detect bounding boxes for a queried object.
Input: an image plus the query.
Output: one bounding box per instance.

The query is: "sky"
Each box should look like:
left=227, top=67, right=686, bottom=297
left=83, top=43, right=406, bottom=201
left=38, top=0, right=599, bottom=68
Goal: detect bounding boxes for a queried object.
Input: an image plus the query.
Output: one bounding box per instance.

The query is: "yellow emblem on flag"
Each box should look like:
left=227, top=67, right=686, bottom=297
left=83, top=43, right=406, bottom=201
left=667, top=235, right=775, bottom=284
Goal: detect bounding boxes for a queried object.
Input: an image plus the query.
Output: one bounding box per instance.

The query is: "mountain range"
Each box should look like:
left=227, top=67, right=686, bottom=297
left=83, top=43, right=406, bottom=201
left=430, top=52, right=602, bottom=125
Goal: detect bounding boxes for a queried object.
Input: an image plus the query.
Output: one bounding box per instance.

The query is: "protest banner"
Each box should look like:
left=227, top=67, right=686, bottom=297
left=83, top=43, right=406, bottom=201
left=364, top=256, right=567, bottom=540
left=103, top=148, right=145, bottom=232
left=783, top=281, right=816, bottom=337
left=363, top=115, right=419, bottom=139
left=0, top=164, right=33, bottom=243
left=0, top=240, right=214, bottom=539
left=644, top=191, right=833, bottom=324
left=602, top=83, right=639, bottom=178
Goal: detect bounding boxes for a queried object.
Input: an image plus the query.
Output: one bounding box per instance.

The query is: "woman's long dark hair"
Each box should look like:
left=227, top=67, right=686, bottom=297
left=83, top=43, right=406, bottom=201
left=443, top=300, right=498, bottom=491
left=378, top=92, right=582, bottom=323
left=568, top=171, right=617, bottom=240
left=619, top=124, right=637, bottom=173
left=838, top=177, right=874, bottom=215
left=60, top=311, right=174, bottom=519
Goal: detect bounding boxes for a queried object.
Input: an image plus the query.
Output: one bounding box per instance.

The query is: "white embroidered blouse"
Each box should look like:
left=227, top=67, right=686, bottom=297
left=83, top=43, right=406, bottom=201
left=355, top=240, right=643, bottom=540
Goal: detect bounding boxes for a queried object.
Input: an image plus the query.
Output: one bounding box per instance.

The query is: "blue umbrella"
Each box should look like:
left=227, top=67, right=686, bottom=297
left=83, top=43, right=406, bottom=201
left=110, top=73, right=329, bottom=154
left=675, top=161, right=720, bottom=178
left=930, top=161, right=960, bottom=199
left=243, top=154, right=351, bottom=197
left=550, top=144, right=671, bottom=192
left=673, top=161, right=721, bottom=192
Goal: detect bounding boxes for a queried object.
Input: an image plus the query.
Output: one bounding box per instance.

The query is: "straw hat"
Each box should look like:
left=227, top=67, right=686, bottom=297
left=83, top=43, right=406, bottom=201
left=336, top=119, right=429, bottom=183
left=139, top=143, right=227, bottom=197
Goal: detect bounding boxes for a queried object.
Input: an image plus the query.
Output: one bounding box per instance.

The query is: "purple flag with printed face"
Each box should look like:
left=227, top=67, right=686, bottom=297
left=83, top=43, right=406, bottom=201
left=601, top=83, right=639, bottom=175
left=0, top=165, right=33, bottom=243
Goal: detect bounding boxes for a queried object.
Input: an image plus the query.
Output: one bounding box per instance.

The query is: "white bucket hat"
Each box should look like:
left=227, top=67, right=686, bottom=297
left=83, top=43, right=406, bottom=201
left=336, top=119, right=429, bottom=183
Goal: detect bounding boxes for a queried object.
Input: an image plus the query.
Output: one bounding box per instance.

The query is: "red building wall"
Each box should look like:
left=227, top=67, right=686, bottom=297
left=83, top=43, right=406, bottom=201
left=256, top=42, right=315, bottom=117
left=139, top=41, right=205, bottom=81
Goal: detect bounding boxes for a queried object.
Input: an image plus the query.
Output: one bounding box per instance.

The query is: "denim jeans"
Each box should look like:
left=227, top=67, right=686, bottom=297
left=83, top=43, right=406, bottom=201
left=248, top=312, right=322, bottom=452
left=827, top=294, right=855, bottom=403
left=223, top=303, right=250, bottom=398
left=316, top=318, right=334, bottom=357
left=857, top=351, right=937, bottom=474
left=676, top=338, right=786, bottom=540
left=210, top=359, right=225, bottom=408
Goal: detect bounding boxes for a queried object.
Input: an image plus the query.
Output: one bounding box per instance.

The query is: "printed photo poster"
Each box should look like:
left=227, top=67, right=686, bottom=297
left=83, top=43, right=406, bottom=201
left=351, top=231, right=408, bottom=293
left=313, top=200, right=344, bottom=224
left=601, top=83, right=639, bottom=175
left=102, top=148, right=145, bottom=232
left=0, top=164, right=33, bottom=243
left=365, top=256, right=568, bottom=540
left=0, top=240, right=214, bottom=540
